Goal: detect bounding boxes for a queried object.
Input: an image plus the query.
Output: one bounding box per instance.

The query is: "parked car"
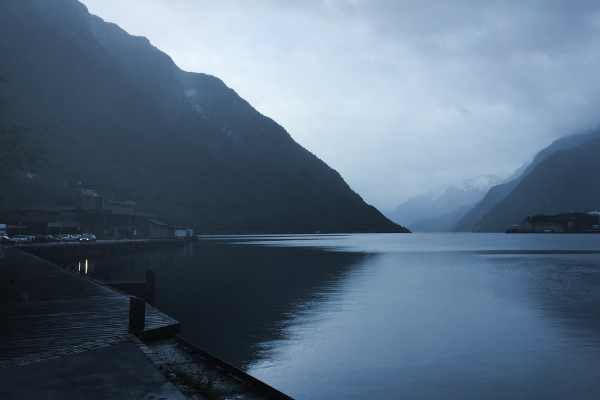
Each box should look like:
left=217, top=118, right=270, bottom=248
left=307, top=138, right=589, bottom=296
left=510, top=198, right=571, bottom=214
left=0, top=234, right=12, bottom=244
left=58, top=234, right=77, bottom=242
left=33, top=234, right=55, bottom=243
left=79, top=233, right=96, bottom=243
left=11, top=235, right=31, bottom=244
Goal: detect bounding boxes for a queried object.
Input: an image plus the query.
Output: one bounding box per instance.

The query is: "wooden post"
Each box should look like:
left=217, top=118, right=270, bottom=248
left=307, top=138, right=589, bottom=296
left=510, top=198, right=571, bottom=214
left=145, top=270, right=156, bottom=306
left=129, top=296, right=145, bottom=333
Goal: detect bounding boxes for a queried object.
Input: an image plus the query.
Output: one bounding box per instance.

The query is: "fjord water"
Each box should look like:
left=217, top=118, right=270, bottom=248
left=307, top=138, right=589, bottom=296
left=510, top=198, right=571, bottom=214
left=63, top=234, right=600, bottom=399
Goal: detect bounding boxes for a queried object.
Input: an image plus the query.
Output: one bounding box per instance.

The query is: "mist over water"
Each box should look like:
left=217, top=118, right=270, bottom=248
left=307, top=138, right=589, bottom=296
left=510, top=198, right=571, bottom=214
left=49, top=234, right=600, bottom=399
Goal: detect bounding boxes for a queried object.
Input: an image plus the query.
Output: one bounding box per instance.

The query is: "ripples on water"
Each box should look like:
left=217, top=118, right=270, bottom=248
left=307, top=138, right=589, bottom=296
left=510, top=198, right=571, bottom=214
left=48, top=233, right=600, bottom=399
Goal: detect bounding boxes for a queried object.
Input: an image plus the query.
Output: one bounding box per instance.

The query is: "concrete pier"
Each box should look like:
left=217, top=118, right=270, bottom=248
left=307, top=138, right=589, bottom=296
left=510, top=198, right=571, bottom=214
left=0, top=247, right=286, bottom=399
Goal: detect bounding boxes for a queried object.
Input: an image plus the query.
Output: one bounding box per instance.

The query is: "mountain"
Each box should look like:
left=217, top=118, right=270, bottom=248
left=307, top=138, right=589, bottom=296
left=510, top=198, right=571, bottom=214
left=386, top=175, right=501, bottom=231
left=409, top=204, right=475, bottom=232
left=454, top=129, right=600, bottom=231
left=472, top=136, right=600, bottom=231
left=0, top=0, right=408, bottom=234
left=386, top=194, right=433, bottom=228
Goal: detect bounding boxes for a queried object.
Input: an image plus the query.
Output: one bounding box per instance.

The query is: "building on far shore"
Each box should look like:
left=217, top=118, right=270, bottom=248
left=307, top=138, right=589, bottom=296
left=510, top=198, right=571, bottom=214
left=141, top=219, right=178, bottom=239
left=507, top=212, right=600, bottom=233
left=76, top=198, right=156, bottom=238
left=4, top=194, right=189, bottom=239
left=521, top=220, right=564, bottom=233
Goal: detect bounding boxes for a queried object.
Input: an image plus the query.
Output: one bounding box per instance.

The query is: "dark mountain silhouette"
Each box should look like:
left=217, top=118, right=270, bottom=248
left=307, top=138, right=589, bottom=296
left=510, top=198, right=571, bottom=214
left=454, top=129, right=600, bottom=231
left=0, top=0, right=407, bottom=233
left=466, top=136, right=600, bottom=231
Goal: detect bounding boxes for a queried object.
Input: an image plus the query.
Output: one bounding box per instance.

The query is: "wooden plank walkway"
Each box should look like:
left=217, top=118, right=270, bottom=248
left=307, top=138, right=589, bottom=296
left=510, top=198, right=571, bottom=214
left=0, top=247, right=179, bottom=370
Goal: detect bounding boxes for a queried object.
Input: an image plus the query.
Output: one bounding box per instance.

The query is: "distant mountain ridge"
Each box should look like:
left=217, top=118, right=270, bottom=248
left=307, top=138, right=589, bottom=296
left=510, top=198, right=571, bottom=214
left=386, top=175, right=502, bottom=231
left=472, top=136, right=600, bottom=231
left=0, top=0, right=408, bottom=233
left=454, top=129, right=600, bottom=231
left=390, top=128, right=600, bottom=233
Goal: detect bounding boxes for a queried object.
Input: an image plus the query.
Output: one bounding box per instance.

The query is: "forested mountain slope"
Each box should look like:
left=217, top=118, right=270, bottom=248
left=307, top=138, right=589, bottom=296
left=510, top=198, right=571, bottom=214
left=469, top=137, right=600, bottom=231
left=455, top=129, right=600, bottom=231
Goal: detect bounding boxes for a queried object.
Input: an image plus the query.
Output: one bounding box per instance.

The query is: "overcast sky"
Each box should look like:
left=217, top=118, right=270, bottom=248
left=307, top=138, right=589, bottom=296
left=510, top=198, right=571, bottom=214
left=80, top=0, right=600, bottom=211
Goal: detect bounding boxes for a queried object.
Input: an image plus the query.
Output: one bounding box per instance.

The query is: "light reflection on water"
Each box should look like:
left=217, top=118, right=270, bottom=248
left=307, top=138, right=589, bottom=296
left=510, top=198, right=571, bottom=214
left=240, top=234, right=600, bottom=399
left=45, top=233, right=600, bottom=399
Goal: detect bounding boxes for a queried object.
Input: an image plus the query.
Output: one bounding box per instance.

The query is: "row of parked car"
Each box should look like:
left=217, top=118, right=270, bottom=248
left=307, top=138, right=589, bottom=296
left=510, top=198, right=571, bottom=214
left=0, top=233, right=97, bottom=244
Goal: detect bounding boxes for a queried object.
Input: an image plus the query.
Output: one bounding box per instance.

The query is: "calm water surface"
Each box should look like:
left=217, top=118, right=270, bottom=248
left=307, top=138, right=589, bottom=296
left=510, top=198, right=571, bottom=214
left=53, top=233, right=600, bottom=399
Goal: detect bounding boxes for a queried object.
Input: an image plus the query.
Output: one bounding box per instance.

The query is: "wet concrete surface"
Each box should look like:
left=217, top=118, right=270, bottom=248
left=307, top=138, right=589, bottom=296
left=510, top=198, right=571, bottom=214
left=0, top=247, right=177, bottom=369
left=0, top=341, right=187, bottom=400
left=0, top=247, right=187, bottom=398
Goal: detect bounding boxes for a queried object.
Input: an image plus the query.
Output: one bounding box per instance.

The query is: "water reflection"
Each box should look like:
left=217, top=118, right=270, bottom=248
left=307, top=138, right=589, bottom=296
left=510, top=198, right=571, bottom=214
left=242, top=235, right=600, bottom=399
left=495, top=255, right=600, bottom=344
left=77, top=259, right=93, bottom=275
left=165, top=242, right=371, bottom=367
left=46, top=249, right=178, bottom=282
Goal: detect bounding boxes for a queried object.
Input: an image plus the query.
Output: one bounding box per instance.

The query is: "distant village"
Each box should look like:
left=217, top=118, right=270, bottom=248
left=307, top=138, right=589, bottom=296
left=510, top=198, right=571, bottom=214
left=507, top=212, right=600, bottom=233
left=0, top=185, right=193, bottom=240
